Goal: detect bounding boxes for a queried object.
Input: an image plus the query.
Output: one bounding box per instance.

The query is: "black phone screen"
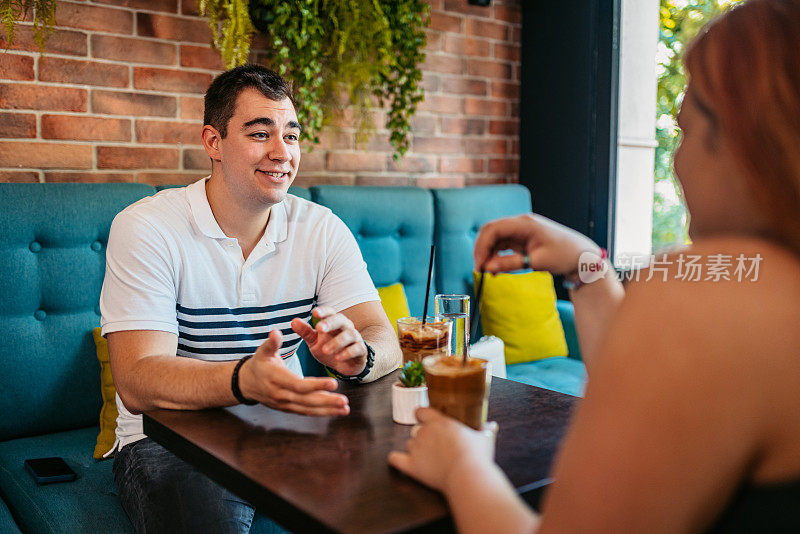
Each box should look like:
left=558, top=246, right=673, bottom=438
left=24, top=457, right=77, bottom=483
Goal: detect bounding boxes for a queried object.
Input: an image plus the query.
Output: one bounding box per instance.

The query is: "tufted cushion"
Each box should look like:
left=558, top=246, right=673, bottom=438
left=311, top=186, right=434, bottom=316
left=432, top=185, right=533, bottom=297
left=0, top=183, right=156, bottom=441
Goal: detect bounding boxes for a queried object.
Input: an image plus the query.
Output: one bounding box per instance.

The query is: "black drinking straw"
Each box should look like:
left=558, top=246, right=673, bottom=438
left=421, top=245, right=435, bottom=325
left=469, top=269, right=486, bottom=362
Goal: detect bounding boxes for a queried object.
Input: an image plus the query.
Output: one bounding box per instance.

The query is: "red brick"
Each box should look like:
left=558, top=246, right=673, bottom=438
left=466, top=58, right=513, bottom=79
left=422, top=54, right=463, bottom=75
left=136, top=172, right=205, bottom=186
left=442, top=77, right=487, bottom=96
left=45, top=172, right=135, bottom=182
left=425, top=29, right=443, bottom=52
left=414, top=175, right=465, bottom=188
left=92, top=90, right=176, bottom=117
left=494, top=43, right=520, bottom=62
left=444, top=0, right=492, bottom=17
left=180, top=44, right=224, bottom=70
left=318, top=130, right=353, bottom=150
left=466, top=176, right=509, bottom=186
left=326, top=152, right=386, bottom=172
left=97, top=146, right=179, bottom=169
left=466, top=18, right=508, bottom=41
left=410, top=114, right=436, bottom=134
left=444, top=35, right=492, bottom=57
left=293, top=173, right=355, bottom=187
left=439, top=157, right=485, bottom=173
left=42, top=115, right=131, bottom=141
left=411, top=136, right=462, bottom=154
left=92, top=35, right=177, bottom=66
left=134, top=67, right=212, bottom=93
left=94, top=0, right=178, bottom=13
left=511, top=26, right=522, bottom=43
left=0, top=112, right=36, bottom=138
left=39, top=57, right=129, bottom=88
left=491, top=81, right=519, bottom=99
left=0, top=84, right=87, bottom=111
left=418, top=94, right=462, bottom=114
left=55, top=2, right=134, bottom=34
left=429, top=0, right=444, bottom=8
left=430, top=11, right=463, bottom=33
left=387, top=154, right=436, bottom=173
left=0, top=171, right=39, bottom=182
left=489, top=157, right=519, bottom=174
left=137, top=13, right=211, bottom=44
left=181, top=0, right=201, bottom=16
left=0, top=54, right=34, bottom=81
left=180, top=96, right=205, bottom=120
left=355, top=174, right=412, bottom=186
left=472, top=138, right=507, bottom=155
left=298, top=150, right=324, bottom=172
left=358, top=135, right=392, bottom=152
left=421, top=73, right=439, bottom=93
left=441, top=117, right=486, bottom=135
left=493, top=5, right=522, bottom=25
left=0, top=27, right=87, bottom=56
left=183, top=148, right=210, bottom=170
left=464, top=97, right=507, bottom=116
left=136, top=120, right=200, bottom=144
left=489, top=119, right=518, bottom=135
left=0, top=141, right=92, bottom=169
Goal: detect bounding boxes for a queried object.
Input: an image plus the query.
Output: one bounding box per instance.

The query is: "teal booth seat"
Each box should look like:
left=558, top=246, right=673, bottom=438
left=0, top=182, right=585, bottom=533
left=432, top=186, right=585, bottom=397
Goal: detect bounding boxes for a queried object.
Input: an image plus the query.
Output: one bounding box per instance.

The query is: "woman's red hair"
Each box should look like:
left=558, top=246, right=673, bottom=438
left=685, top=0, right=800, bottom=251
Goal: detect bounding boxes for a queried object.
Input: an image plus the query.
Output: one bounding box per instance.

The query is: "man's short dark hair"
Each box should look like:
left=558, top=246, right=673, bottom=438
left=204, top=64, right=295, bottom=138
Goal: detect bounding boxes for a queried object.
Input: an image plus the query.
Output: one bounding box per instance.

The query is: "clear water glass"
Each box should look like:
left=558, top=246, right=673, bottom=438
left=434, top=294, right=470, bottom=359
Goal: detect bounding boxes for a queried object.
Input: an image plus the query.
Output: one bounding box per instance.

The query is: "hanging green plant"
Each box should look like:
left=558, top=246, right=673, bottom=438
left=200, top=0, right=429, bottom=158
left=1, top=0, right=57, bottom=50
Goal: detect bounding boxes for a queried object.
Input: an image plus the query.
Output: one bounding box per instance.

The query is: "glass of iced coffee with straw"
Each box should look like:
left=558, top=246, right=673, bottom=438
left=396, top=317, right=451, bottom=364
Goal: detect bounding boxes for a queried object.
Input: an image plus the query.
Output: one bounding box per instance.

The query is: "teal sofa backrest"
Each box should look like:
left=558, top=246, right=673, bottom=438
left=432, top=185, right=533, bottom=297
left=311, top=186, right=434, bottom=316
left=0, top=183, right=156, bottom=441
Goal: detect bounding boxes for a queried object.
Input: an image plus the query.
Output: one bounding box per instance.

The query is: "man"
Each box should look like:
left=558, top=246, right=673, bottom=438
left=100, top=64, right=401, bottom=533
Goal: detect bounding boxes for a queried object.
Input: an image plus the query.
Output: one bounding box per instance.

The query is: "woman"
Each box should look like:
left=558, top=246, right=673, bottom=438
left=389, top=0, right=800, bottom=531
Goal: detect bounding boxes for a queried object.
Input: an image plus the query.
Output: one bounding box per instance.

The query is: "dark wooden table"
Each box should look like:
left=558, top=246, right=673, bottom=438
left=143, top=371, right=575, bottom=534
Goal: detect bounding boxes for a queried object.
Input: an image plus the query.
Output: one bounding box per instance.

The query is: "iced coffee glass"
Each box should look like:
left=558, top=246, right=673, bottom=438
left=396, top=317, right=451, bottom=364
left=422, top=355, right=491, bottom=430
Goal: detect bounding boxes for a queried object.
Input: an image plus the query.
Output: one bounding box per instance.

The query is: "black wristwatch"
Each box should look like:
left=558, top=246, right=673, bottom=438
left=231, top=354, right=258, bottom=405
left=326, top=342, right=375, bottom=383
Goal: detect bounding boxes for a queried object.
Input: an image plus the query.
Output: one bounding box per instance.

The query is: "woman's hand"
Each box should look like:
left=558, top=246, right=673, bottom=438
left=474, top=213, right=600, bottom=276
left=388, top=407, right=496, bottom=493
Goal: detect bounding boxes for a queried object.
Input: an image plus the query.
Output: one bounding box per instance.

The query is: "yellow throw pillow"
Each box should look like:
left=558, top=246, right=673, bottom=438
left=376, top=283, right=411, bottom=335
left=474, top=271, right=568, bottom=364
left=92, top=327, right=118, bottom=459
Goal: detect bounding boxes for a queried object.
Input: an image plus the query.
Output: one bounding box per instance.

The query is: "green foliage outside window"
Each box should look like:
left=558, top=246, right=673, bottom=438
left=200, top=0, right=430, bottom=158
left=654, top=0, right=743, bottom=250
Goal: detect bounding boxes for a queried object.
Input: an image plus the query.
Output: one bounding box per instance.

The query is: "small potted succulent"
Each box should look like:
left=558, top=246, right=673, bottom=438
left=392, top=361, right=429, bottom=425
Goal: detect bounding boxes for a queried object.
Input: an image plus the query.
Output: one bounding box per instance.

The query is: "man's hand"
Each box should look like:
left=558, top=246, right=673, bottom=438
left=238, top=329, right=350, bottom=416
left=291, top=306, right=368, bottom=376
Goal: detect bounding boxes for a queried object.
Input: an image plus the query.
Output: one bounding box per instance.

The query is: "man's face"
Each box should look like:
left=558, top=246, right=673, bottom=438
left=208, top=88, right=301, bottom=207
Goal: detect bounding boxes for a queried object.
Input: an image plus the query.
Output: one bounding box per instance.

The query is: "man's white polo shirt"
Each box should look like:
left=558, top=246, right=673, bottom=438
left=100, top=177, right=379, bottom=449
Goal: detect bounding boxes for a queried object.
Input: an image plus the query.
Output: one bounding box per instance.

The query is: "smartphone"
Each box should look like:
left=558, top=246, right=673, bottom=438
left=24, top=457, right=77, bottom=485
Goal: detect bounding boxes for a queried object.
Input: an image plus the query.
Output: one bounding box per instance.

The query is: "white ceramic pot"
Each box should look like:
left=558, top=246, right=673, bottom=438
left=392, top=382, right=429, bottom=425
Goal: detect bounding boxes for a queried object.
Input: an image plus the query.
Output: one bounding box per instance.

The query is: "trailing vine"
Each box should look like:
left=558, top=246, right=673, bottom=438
left=1, top=0, right=56, bottom=50
left=201, top=0, right=429, bottom=158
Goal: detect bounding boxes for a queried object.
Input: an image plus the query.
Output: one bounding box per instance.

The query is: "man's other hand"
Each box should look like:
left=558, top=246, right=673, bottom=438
left=238, top=329, right=349, bottom=416
left=291, top=307, right=368, bottom=377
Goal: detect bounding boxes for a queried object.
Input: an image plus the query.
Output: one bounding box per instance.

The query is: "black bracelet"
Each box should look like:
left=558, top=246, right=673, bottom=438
left=326, top=342, right=375, bottom=383
left=231, top=355, right=258, bottom=405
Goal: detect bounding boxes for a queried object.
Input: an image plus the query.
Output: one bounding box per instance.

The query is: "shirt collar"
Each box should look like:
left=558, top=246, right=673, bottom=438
left=187, top=176, right=289, bottom=245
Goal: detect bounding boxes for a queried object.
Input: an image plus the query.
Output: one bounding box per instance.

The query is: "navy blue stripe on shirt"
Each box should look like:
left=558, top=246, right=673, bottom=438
left=177, top=336, right=301, bottom=357
left=180, top=327, right=298, bottom=343
left=176, top=297, right=315, bottom=316
left=177, top=312, right=310, bottom=330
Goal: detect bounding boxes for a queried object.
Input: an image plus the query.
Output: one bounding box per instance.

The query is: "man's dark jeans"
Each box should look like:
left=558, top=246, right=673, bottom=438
left=114, top=437, right=256, bottom=533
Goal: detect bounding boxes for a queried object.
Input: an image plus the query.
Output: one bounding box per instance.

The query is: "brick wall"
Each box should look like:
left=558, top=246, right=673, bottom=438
left=0, top=0, right=520, bottom=187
